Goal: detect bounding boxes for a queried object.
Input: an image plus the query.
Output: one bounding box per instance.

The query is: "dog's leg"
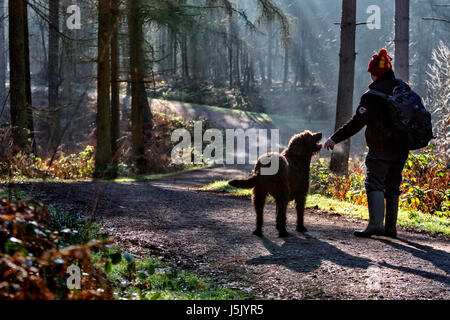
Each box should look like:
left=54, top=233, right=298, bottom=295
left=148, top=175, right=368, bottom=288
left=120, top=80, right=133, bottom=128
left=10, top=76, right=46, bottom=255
left=275, top=195, right=289, bottom=237
left=295, top=195, right=308, bottom=232
left=252, top=188, right=266, bottom=237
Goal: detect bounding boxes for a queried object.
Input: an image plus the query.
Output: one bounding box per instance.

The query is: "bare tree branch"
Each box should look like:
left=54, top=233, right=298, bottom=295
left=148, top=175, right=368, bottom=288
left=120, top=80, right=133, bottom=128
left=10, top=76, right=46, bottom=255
left=422, top=17, right=450, bottom=24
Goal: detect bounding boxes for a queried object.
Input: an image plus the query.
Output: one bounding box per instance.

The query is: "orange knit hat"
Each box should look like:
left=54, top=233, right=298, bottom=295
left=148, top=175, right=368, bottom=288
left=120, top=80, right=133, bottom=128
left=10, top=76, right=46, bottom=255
left=367, top=48, right=393, bottom=78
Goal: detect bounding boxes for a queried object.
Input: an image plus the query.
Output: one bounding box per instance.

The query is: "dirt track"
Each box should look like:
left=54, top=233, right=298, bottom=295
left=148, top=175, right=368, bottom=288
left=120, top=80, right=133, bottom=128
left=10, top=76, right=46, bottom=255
left=16, top=100, right=450, bottom=299
left=25, top=166, right=449, bottom=300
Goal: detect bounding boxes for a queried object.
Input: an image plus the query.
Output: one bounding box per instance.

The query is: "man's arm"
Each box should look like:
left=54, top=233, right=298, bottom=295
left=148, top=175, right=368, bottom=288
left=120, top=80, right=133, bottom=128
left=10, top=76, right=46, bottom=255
left=330, top=97, right=370, bottom=144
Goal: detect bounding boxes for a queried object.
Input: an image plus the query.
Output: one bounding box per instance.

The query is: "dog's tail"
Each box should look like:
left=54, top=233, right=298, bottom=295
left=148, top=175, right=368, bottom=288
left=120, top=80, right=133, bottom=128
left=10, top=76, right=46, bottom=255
left=228, top=175, right=259, bottom=189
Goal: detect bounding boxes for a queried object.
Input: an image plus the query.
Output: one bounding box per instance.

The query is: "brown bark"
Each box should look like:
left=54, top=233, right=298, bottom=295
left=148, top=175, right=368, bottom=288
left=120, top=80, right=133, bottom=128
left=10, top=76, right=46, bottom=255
left=0, top=0, right=6, bottom=106
left=330, top=0, right=357, bottom=175
left=128, top=0, right=147, bottom=174
left=111, top=0, right=120, bottom=166
left=95, top=0, right=113, bottom=178
left=23, top=2, right=36, bottom=154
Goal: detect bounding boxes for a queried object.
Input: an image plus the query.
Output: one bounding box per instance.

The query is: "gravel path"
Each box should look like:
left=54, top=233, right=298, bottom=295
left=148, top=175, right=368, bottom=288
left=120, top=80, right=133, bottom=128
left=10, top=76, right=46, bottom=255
left=25, top=165, right=450, bottom=300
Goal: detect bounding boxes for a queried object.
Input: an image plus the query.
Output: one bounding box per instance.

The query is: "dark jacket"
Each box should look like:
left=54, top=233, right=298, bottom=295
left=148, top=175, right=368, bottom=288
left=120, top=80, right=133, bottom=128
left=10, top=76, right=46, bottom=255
left=331, top=70, right=403, bottom=155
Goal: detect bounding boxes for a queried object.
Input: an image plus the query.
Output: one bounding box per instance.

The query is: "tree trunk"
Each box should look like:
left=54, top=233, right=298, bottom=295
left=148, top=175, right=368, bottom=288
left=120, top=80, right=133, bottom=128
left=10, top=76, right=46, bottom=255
left=38, top=21, right=48, bottom=79
left=283, top=42, right=289, bottom=86
left=0, top=0, right=6, bottom=107
left=330, top=0, right=356, bottom=175
left=95, top=0, right=113, bottom=178
left=23, top=2, right=36, bottom=154
left=172, top=31, right=177, bottom=75
left=228, top=37, right=233, bottom=88
left=61, top=0, right=74, bottom=101
left=9, top=0, right=29, bottom=151
left=181, top=32, right=189, bottom=81
left=48, top=0, right=60, bottom=149
left=298, top=21, right=307, bottom=86
left=191, top=29, right=198, bottom=82
left=235, top=29, right=240, bottom=88
left=394, top=0, right=409, bottom=82
left=111, top=0, right=120, bottom=166
left=128, top=0, right=147, bottom=174
left=258, top=52, right=265, bottom=84
left=267, top=23, right=273, bottom=87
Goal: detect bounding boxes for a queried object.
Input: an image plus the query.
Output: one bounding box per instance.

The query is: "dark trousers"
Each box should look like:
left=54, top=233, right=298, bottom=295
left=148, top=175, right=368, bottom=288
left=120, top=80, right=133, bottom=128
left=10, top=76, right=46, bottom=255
left=364, top=150, right=409, bottom=197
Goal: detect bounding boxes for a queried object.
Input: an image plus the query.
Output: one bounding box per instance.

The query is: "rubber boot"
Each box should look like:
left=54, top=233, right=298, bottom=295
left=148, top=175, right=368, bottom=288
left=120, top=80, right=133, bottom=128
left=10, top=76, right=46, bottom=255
left=384, top=194, right=399, bottom=238
left=354, top=191, right=385, bottom=238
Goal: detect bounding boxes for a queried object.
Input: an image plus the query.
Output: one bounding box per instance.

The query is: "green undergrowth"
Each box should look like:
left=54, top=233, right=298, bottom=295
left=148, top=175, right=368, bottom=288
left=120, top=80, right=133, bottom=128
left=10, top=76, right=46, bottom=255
left=100, top=251, right=254, bottom=300
left=200, top=180, right=450, bottom=236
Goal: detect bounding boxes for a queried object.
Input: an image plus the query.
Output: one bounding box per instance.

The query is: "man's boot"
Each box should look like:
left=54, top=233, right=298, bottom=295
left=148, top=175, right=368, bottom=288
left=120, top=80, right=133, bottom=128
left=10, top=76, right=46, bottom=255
left=354, top=191, right=385, bottom=238
left=384, top=194, right=399, bottom=238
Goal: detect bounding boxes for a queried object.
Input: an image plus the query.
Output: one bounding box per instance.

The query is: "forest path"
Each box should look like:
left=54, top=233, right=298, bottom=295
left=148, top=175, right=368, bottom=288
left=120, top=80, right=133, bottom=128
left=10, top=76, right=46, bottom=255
left=25, top=99, right=450, bottom=299
left=28, top=167, right=450, bottom=300
left=151, top=99, right=277, bottom=132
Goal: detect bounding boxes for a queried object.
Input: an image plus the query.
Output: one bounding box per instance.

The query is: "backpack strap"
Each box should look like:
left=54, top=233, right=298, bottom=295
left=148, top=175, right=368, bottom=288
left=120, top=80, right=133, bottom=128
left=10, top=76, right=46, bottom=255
left=366, top=89, right=390, bottom=99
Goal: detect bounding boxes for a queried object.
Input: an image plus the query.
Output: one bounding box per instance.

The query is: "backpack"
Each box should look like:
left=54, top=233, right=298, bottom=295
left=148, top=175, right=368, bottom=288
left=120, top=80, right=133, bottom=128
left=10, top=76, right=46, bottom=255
left=367, top=79, right=434, bottom=150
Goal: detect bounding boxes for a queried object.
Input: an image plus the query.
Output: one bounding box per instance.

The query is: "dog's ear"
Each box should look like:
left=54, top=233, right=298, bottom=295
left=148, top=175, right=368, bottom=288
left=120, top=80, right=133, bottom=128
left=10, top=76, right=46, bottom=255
left=288, top=131, right=313, bottom=155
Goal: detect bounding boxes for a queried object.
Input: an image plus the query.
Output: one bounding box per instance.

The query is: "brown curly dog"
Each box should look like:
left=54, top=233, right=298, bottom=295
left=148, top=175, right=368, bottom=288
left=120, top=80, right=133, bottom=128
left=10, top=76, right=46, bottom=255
left=229, top=130, right=322, bottom=237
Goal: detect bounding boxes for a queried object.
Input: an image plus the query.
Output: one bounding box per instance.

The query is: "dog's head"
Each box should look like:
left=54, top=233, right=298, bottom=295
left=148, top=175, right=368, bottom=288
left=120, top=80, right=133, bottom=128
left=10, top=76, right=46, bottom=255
left=287, top=130, right=323, bottom=157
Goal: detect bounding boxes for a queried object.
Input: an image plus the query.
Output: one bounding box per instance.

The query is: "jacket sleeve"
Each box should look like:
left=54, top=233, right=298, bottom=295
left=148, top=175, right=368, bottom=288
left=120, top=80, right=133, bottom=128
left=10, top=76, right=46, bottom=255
left=331, top=95, right=371, bottom=144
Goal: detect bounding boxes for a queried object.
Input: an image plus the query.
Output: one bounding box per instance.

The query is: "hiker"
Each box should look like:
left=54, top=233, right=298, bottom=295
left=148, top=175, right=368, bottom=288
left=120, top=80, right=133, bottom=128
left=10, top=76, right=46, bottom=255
left=323, top=48, right=409, bottom=238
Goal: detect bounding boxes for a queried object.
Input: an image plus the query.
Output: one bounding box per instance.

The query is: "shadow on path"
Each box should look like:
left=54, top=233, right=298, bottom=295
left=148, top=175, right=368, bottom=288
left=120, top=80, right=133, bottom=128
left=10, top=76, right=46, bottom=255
left=377, top=238, right=450, bottom=286
left=246, top=234, right=372, bottom=273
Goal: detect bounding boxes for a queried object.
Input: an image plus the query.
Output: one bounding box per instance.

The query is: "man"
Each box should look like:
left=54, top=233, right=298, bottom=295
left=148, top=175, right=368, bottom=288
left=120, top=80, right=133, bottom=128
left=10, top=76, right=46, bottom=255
left=324, top=48, right=409, bottom=238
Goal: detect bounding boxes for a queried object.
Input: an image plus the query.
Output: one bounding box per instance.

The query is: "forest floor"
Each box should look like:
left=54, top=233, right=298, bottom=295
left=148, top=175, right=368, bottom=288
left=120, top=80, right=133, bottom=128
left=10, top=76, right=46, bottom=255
left=13, top=99, right=449, bottom=300
left=23, top=165, right=449, bottom=300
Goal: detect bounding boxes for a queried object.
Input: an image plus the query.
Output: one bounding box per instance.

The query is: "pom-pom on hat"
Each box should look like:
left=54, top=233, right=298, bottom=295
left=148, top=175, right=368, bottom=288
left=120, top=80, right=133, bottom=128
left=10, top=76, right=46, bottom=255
left=367, top=48, right=393, bottom=78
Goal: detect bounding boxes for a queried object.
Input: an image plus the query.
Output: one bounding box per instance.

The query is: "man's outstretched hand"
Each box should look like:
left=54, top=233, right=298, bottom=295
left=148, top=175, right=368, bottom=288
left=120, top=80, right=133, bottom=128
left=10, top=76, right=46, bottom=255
left=324, top=138, right=335, bottom=151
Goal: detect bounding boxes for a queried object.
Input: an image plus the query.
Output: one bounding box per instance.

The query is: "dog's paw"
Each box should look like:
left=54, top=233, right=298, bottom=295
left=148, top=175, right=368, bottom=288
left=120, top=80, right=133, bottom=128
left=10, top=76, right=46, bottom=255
left=296, top=225, right=308, bottom=233
left=278, top=230, right=289, bottom=238
left=253, top=229, right=263, bottom=237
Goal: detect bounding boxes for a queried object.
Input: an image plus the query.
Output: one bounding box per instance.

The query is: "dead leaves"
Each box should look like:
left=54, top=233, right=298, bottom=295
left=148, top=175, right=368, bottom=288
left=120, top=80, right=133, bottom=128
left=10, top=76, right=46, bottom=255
left=0, top=198, right=114, bottom=300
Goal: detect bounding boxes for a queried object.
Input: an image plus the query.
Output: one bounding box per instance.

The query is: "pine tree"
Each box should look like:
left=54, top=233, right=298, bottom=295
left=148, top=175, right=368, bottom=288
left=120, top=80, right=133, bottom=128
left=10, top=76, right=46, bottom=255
left=48, top=0, right=60, bottom=149
left=9, top=0, right=29, bottom=151
left=128, top=0, right=147, bottom=174
left=95, top=0, right=113, bottom=178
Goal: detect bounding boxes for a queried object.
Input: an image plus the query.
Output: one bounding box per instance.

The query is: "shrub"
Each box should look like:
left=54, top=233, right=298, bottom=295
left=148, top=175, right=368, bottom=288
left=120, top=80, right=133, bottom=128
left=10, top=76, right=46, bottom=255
left=310, top=158, right=367, bottom=205
left=310, top=146, right=449, bottom=216
left=401, top=146, right=449, bottom=216
left=0, top=143, right=95, bottom=180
